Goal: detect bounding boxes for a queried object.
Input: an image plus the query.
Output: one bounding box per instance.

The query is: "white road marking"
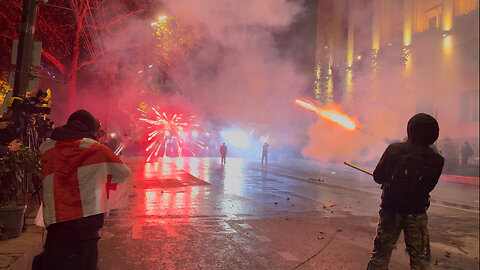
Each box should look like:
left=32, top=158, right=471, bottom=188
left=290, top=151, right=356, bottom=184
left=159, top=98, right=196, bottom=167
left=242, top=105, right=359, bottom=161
left=255, top=234, right=271, bottom=242
left=277, top=251, right=299, bottom=261
left=159, top=220, right=178, bottom=237
left=431, top=202, right=479, bottom=214
left=238, top=223, right=252, bottom=230
left=220, top=221, right=235, bottom=233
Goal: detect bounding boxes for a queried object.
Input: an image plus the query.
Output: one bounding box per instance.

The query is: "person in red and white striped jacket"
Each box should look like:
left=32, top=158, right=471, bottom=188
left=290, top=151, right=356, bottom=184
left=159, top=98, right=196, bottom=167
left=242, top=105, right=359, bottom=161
left=33, top=110, right=131, bottom=270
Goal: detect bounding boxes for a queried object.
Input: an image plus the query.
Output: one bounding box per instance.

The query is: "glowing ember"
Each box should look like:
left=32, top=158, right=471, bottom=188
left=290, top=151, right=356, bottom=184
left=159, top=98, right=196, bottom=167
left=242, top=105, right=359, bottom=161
left=151, top=15, right=196, bottom=67
left=295, top=99, right=357, bottom=131
left=139, top=107, right=203, bottom=161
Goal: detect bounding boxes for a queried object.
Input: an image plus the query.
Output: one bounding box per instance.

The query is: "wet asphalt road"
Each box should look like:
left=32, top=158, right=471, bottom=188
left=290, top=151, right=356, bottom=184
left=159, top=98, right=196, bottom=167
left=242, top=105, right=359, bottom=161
left=97, top=157, right=479, bottom=270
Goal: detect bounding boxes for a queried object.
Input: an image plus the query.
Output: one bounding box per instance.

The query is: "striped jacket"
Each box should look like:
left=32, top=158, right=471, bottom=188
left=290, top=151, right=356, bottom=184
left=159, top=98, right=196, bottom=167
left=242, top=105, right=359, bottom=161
left=40, top=138, right=131, bottom=227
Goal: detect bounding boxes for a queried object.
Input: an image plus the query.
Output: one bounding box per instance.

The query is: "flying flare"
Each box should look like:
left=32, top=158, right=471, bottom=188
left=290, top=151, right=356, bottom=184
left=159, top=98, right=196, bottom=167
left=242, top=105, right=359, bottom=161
left=295, top=99, right=358, bottom=131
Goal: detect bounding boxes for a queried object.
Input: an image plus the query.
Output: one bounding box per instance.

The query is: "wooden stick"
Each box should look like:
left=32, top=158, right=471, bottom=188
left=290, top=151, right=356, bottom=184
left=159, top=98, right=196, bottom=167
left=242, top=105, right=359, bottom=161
left=344, top=161, right=373, bottom=176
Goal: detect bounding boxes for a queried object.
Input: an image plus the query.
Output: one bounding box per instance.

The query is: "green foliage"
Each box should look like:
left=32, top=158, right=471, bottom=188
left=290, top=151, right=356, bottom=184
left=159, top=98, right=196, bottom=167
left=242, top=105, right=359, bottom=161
left=0, top=146, right=41, bottom=206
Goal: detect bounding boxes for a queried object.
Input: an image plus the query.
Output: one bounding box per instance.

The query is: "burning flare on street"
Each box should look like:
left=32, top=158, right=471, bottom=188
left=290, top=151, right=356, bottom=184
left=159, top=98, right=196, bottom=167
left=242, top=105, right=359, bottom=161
left=295, top=99, right=358, bottom=131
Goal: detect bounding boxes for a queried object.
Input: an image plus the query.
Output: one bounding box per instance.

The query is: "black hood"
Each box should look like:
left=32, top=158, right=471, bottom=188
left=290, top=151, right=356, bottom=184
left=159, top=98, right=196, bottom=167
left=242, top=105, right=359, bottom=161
left=407, top=113, right=439, bottom=146
left=50, top=110, right=99, bottom=141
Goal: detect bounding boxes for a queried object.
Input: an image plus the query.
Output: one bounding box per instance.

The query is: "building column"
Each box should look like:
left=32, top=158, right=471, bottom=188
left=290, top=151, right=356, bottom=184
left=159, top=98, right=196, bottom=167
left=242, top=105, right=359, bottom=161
left=403, top=0, right=414, bottom=46
left=347, top=0, right=355, bottom=67
left=372, top=0, right=382, bottom=51
left=442, top=0, right=455, bottom=31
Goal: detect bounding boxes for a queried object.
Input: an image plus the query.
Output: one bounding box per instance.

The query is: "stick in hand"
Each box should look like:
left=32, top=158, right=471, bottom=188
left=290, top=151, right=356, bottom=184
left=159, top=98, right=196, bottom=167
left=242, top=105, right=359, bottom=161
left=344, top=161, right=373, bottom=176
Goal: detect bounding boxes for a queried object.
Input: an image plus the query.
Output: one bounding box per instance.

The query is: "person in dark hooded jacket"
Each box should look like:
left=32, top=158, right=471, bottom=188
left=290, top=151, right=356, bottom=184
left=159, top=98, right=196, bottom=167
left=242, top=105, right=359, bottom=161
left=367, top=113, right=444, bottom=270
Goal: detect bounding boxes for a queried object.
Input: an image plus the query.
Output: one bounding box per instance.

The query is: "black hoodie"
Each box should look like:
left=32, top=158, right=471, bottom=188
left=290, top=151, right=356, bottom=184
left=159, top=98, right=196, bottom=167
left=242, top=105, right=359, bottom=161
left=373, top=113, right=445, bottom=214
left=50, top=109, right=100, bottom=141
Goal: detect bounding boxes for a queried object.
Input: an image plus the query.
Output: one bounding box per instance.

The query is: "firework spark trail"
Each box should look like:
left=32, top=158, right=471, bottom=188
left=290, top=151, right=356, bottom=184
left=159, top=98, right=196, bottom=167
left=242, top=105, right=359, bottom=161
left=295, top=99, right=358, bottom=131
left=139, top=107, right=202, bottom=161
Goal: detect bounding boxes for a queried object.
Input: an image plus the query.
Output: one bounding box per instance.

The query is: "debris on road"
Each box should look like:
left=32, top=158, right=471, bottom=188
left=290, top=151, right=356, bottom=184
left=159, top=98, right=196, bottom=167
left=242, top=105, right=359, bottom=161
left=323, top=203, right=336, bottom=209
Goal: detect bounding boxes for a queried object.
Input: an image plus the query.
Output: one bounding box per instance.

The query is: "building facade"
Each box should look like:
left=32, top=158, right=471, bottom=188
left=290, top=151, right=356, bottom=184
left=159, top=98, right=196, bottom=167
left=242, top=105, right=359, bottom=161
left=315, top=0, right=479, bottom=165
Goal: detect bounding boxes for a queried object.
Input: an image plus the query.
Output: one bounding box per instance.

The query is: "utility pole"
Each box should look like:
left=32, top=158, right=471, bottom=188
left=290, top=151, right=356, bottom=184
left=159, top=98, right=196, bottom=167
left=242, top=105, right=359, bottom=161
left=11, top=0, right=38, bottom=233
left=13, top=0, right=37, bottom=98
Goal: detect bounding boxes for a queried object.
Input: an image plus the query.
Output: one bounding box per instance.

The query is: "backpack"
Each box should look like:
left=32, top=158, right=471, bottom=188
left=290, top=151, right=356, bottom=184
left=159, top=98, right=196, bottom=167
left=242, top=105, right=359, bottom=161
left=392, top=151, right=432, bottom=185
left=387, top=151, right=434, bottom=212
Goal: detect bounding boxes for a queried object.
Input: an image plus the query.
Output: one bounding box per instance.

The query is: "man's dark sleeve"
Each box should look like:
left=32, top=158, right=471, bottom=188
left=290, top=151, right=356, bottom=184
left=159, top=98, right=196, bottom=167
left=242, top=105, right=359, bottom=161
left=420, top=155, right=445, bottom=194
left=373, top=146, right=391, bottom=185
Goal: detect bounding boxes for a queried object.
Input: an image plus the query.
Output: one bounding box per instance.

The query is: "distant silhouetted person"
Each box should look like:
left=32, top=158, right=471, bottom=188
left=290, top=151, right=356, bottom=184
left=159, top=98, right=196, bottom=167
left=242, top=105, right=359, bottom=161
left=220, top=142, right=227, bottom=165
left=461, top=141, right=473, bottom=168
left=367, top=113, right=444, bottom=270
left=261, top=142, right=269, bottom=164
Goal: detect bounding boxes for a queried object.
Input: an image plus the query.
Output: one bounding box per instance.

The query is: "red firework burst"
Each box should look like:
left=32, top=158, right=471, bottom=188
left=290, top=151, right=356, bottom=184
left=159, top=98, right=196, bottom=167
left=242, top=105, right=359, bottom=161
left=139, top=107, right=203, bottom=161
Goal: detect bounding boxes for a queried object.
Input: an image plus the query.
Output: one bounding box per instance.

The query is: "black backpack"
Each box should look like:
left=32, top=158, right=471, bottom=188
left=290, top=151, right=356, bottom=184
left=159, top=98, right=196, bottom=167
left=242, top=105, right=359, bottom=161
left=387, top=151, right=434, bottom=212
left=392, top=151, right=432, bottom=184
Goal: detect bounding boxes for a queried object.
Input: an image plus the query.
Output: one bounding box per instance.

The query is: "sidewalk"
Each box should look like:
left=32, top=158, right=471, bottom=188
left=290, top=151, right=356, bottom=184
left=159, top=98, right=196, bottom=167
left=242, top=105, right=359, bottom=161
left=0, top=208, right=43, bottom=270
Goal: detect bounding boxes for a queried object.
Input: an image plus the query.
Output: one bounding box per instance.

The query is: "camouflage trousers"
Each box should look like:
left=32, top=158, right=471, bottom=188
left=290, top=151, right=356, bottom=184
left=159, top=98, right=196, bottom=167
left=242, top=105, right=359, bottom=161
left=366, top=210, right=430, bottom=270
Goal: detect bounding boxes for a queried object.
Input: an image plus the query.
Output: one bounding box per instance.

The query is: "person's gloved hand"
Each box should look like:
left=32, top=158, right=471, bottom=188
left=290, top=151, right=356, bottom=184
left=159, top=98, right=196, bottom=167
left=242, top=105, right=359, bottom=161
left=8, top=139, right=22, bottom=152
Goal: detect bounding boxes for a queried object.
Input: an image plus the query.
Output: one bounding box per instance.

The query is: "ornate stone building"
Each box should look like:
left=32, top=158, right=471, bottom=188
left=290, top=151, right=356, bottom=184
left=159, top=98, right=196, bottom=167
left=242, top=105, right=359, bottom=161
left=314, top=0, right=478, bottom=164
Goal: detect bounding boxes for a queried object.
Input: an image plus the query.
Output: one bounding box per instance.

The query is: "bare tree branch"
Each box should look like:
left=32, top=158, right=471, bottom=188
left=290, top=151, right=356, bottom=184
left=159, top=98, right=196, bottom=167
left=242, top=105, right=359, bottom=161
left=0, top=10, right=20, bottom=35
left=105, top=9, right=145, bottom=30
left=41, top=49, right=66, bottom=74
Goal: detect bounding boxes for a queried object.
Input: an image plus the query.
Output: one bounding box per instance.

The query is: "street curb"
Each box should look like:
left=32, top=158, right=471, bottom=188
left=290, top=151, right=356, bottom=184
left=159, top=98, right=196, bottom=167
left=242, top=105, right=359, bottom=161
left=440, top=174, right=479, bottom=186
left=6, top=240, right=42, bottom=270
left=430, top=199, right=480, bottom=212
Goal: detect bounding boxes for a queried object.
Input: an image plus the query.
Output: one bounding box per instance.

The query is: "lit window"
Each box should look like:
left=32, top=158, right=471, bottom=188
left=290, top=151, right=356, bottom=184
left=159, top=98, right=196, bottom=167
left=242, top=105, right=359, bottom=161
left=428, top=16, right=437, bottom=30
left=416, top=99, right=434, bottom=116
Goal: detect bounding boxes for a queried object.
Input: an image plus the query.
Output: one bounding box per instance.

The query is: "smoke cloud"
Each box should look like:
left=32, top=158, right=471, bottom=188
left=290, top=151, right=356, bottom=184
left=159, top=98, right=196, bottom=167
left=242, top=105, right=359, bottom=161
left=160, top=0, right=312, bottom=148
left=301, top=2, right=479, bottom=164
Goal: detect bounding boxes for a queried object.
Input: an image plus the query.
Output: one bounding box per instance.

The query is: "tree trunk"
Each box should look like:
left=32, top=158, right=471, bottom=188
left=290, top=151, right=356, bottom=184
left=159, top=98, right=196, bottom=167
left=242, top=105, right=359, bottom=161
left=68, top=17, right=82, bottom=112
left=67, top=67, right=77, bottom=112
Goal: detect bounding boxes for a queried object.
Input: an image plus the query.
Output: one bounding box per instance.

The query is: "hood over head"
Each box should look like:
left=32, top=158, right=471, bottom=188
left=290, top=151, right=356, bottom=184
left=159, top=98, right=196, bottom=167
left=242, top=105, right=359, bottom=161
left=50, top=110, right=100, bottom=141
left=407, top=113, right=439, bottom=146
